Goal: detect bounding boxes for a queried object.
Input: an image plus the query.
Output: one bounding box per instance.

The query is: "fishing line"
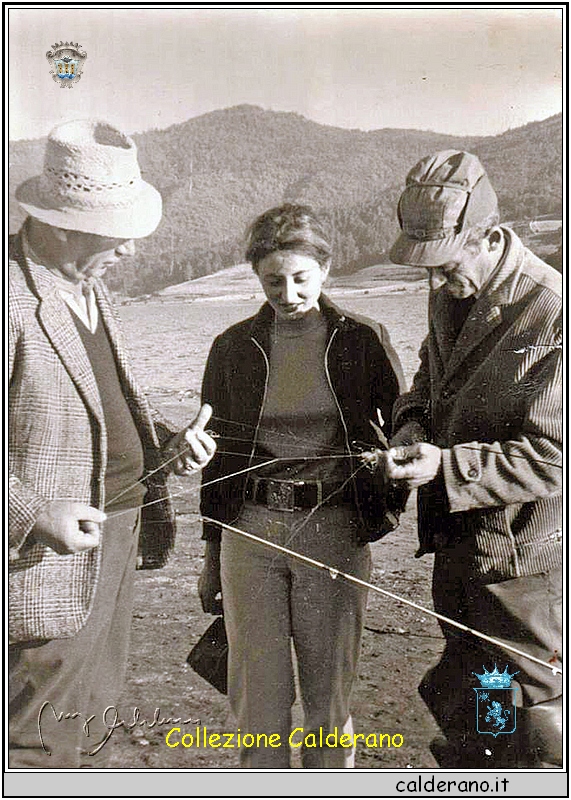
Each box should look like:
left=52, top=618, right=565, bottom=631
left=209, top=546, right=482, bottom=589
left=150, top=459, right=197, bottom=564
left=208, top=415, right=562, bottom=469
left=287, top=462, right=368, bottom=537
left=103, top=404, right=562, bottom=675
left=107, top=410, right=562, bottom=509
left=247, top=462, right=369, bottom=595
left=214, top=451, right=356, bottom=462
left=106, top=415, right=364, bottom=508
left=106, top=453, right=359, bottom=521
left=106, top=447, right=188, bottom=506
left=210, top=414, right=360, bottom=456
left=105, top=457, right=279, bottom=520
left=210, top=431, right=347, bottom=455
left=203, top=515, right=563, bottom=677
left=106, top=451, right=358, bottom=518
left=104, top=441, right=562, bottom=677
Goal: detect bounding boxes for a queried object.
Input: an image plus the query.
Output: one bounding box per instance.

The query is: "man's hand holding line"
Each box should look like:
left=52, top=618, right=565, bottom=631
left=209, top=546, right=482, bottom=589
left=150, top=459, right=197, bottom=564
left=385, top=442, right=443, bottom=489
left=169, top=403, right=217, bottom=475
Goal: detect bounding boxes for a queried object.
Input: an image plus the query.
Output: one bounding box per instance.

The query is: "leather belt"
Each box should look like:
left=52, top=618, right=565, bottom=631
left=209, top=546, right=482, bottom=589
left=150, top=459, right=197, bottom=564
left=245, top=476, right=353, bottom=512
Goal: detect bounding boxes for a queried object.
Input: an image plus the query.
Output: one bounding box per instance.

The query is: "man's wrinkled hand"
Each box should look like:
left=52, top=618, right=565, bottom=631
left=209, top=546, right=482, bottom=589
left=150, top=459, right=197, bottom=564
left=169, top=403, right=217, bottom=475
left=31, top=500, right=106, bottom=554
left=385, top=442, right=443, bottom=488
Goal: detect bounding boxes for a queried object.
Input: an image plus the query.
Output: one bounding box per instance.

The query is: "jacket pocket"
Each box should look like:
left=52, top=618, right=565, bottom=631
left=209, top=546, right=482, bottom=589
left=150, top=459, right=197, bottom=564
left=9, top=545, right=100, bottom=643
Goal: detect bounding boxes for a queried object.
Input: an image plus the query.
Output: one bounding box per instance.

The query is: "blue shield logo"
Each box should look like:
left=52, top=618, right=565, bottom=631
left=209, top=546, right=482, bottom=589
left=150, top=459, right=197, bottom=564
left=46, top=42, right=86, bottom=88
left=54, top=58, right=79, bottom=80
left=474, top=687, right=518, bottom=736
left=473, top=665, right=519, bottom=737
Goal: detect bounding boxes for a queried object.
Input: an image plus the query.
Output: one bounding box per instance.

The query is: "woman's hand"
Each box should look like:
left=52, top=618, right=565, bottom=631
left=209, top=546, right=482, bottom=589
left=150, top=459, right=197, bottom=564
left=198, top=540, right=223, bottom=615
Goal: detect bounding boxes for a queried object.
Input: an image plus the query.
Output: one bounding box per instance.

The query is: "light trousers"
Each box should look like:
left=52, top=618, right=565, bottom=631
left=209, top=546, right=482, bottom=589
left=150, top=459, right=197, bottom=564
left=9, top=508, right=140, bottom=769
left=221, top=501, right=371, bottom=769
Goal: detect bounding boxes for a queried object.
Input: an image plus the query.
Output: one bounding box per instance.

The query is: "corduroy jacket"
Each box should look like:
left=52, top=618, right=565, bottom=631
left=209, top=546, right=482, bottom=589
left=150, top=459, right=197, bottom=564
left=392, top=228, right=562, bottom=582
left=200, top=294, right=407, bottom=543
left=9, top=229, right=176, bottom=643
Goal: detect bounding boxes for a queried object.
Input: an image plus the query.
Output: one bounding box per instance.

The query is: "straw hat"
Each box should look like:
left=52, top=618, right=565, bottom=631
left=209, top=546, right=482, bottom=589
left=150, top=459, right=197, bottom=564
left=16, top=119, right=162, bottom=238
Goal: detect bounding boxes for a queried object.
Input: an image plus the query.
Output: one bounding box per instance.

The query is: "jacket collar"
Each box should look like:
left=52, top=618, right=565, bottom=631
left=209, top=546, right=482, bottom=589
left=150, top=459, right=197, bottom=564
left=10, top=226, right=105, bottom=426
left=10, top=223, right=61, bottom=302
left=249, top=293, right=346, bottom=352
left=433, top=227, right=525, bottom=382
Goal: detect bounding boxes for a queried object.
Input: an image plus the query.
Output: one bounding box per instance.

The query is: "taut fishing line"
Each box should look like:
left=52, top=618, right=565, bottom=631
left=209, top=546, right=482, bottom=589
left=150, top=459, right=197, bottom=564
left=102, top=415, right=562, bottom=676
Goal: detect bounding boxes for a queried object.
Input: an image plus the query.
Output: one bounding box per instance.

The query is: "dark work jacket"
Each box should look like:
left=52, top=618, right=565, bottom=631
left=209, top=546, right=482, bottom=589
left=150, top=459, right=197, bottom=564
left=392, top=229, right=562, bottom=582
left=200, top=294, right=407, bottom=543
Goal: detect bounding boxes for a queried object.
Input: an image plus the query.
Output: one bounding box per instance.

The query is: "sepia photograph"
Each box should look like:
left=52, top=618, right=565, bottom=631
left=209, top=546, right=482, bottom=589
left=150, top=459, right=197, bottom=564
left=6, top=4, right=564, bottom=797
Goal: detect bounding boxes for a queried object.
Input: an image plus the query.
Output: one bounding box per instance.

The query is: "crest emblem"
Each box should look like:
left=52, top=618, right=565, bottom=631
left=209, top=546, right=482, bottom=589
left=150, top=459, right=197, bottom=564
left=473, top=665, right=519, bottom=737
left=46, top=42, right=87, bottom=88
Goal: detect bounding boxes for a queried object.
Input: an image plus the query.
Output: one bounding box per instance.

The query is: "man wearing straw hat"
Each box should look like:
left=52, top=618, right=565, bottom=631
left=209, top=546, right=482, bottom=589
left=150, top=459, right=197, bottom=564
left=385, top=150, right=562, bottom=769
left=9, top=119, right=216, bottom=768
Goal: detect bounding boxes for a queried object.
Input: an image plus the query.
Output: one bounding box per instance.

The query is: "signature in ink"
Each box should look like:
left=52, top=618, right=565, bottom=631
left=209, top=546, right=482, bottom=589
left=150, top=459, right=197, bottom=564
left=37, top=701, right=200, bottom=756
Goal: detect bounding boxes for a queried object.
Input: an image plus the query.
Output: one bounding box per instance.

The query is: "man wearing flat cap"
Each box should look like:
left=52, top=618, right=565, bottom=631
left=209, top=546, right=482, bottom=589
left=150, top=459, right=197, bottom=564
left=385, top=151, right=562, bottom=768
left=9, top=119, right=216, bottom=767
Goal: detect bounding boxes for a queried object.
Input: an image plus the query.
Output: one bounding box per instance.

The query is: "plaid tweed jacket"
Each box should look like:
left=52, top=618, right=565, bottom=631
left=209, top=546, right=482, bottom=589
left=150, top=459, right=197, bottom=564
left=9, top=229, right=176, bottom=643
left=393, top=228, right=562, bottom=582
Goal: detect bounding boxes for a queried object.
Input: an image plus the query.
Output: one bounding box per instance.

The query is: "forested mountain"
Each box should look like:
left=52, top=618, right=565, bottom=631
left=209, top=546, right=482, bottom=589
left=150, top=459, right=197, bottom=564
left=9, top=106, right=562, bottom=295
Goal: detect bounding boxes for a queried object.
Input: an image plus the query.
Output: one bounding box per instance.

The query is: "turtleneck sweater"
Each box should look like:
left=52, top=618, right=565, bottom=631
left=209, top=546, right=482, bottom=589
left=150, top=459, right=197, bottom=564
left=255, top=308, right=348, bottom=482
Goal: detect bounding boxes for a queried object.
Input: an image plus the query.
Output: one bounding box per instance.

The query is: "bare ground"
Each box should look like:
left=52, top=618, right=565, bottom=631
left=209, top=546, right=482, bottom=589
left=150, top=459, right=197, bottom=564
left=103, top=471, right=443, bottom=770
left=103, top=289, right=444, bottom=769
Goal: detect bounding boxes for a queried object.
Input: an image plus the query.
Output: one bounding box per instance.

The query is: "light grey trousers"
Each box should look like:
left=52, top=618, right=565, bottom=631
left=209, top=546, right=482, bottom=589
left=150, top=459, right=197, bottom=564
left=221, top=500, right=371, bottom=769
left=9, top=508, right=140, bottom=769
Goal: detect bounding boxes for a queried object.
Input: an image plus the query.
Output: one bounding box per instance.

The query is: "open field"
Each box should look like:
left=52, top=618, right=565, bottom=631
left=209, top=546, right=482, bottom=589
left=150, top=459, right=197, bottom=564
left=154, top=263, right=428, bottom=302
left=103, top=285, right=449, bottom=770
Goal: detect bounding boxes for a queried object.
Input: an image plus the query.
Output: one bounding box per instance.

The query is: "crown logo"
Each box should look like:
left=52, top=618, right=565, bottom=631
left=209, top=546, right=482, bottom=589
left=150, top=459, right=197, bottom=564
left=51, top=42, right=82, bottom=50
left=46, top=42, right=87, bottom=88
left=473, top=664, right=519, bottom=689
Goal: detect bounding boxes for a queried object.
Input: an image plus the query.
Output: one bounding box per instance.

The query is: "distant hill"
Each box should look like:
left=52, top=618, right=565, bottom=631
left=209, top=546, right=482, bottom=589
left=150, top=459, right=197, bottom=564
left=9, top=106, right=562, bottom=295
left=157, top=264, right=259, bottom=299
left=151, top=261, right=428, bottom=302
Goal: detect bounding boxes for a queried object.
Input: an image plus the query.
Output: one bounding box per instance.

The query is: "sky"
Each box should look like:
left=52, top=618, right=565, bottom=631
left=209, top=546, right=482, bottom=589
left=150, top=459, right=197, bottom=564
left=7, top=5, right=564, bottom=140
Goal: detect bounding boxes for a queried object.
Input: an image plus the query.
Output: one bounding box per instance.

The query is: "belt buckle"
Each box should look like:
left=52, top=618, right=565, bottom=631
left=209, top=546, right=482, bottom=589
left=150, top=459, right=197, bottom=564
left=266, top=480, right=296, bottom=512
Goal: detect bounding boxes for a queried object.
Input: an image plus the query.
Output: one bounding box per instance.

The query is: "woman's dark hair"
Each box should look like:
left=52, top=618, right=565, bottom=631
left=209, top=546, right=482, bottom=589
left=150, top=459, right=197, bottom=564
left=245, top=204, right=332, bottom=272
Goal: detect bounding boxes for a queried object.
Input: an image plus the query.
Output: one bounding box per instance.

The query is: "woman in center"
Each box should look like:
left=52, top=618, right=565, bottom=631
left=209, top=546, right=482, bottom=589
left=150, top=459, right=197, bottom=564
left=199, top=204, right=405, bottom=768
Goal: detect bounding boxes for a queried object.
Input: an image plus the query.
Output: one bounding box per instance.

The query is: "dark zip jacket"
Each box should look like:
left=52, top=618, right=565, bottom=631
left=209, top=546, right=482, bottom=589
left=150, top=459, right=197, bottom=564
left=200, top=294, right=407, bottom=543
